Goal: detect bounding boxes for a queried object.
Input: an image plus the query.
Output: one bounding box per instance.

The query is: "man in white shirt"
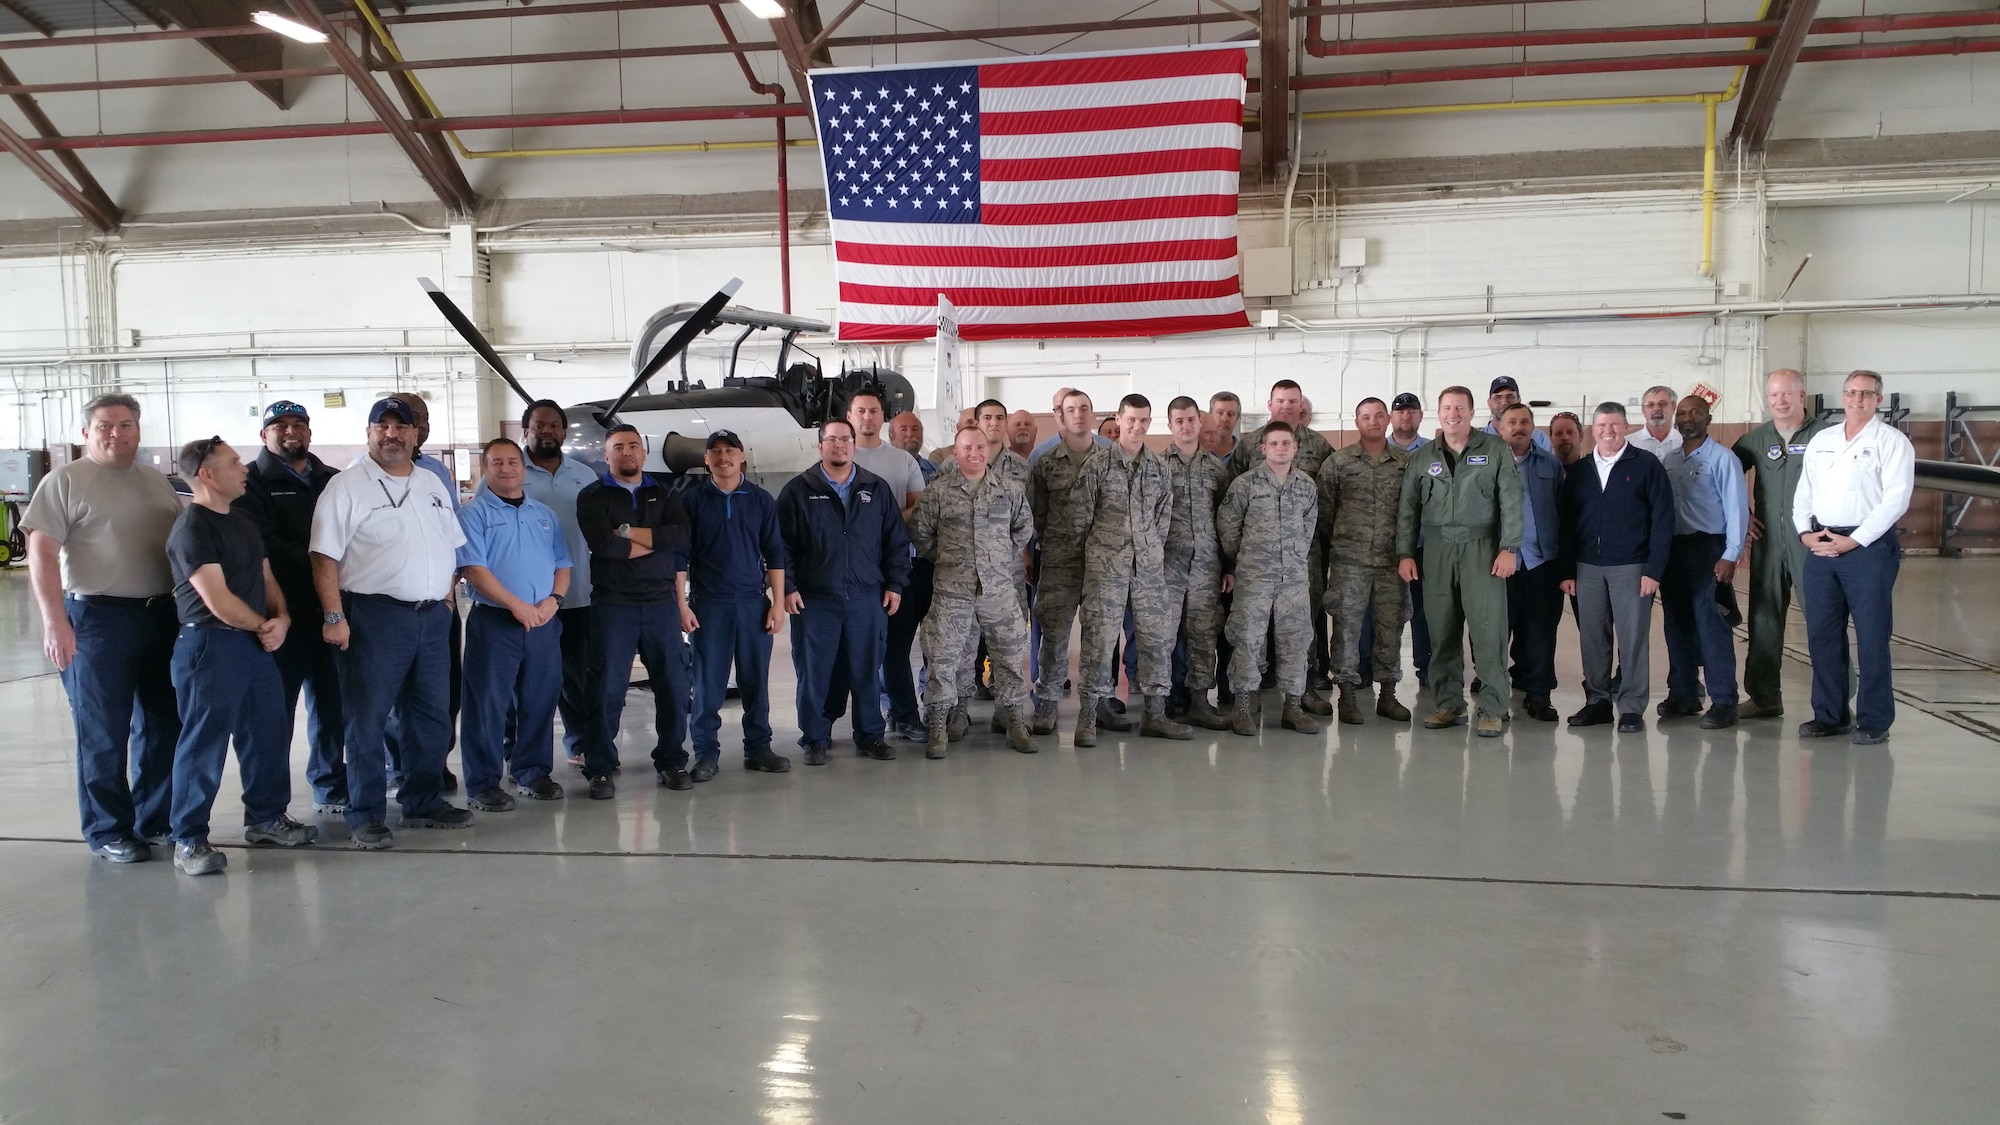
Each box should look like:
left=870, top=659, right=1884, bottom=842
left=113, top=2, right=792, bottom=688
left=1625, top=385, right=1679, bottom=460
left=310, top=396, right=473, bottom=849
left=1792, top=370, right=1915, bottom=745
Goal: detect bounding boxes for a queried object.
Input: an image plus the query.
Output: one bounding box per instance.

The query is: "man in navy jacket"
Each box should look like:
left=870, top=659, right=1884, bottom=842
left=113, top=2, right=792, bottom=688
left=1558, top=402, right=1675, bottom=731
left=779, top=419, right=912, bottom=765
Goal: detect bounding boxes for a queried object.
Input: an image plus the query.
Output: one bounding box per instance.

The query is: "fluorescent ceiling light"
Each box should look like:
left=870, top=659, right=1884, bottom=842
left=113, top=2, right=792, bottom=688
left=736, top=0, right=785, bottom=19
left=251, top=10, right=329, bottom=43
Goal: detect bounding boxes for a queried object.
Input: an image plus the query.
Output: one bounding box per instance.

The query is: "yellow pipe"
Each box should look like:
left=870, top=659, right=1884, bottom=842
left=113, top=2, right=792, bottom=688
left=1698, top=94, right=1719, bottom=277
left=1302, top=92, right=1718, bottom=119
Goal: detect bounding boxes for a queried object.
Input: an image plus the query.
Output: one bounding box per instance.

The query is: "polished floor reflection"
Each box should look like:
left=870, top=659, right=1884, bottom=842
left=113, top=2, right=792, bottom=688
left=1, top=562, right=1997, bottom=1123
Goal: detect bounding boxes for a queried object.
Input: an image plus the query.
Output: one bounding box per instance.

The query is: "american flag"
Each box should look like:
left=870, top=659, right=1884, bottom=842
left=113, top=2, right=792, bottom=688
left=808, top=46, right=1251, bottom=342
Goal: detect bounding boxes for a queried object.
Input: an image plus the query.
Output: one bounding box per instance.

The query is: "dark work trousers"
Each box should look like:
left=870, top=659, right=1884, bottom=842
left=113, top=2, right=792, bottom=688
left=461, top=605, right=562, bottom=795
left=1506, top=561, right=1563, bottom=699
left=1662, top=533, right=1740, bottom=708
left=793, top=593, right=889, bottom=749
left=1803, top=531, right=1900, bottom=734
left=1409, top=550, right=1434, bottom=682
left=337, top=595, right=453, bottom=831
left=273, top=606, right=345, bottom=806
left=61, top=596, right=180, bottom=847
left=590, top=600, right=691, bottom=777
left=689, top=595, right=774, bottom=763
left=882, top=557, right=933, bottom=728
left=168, top=625, right=291, bottom=843
left=386, top=605, right=461, bottom=782
left=554, top=605, right=597, bottom=759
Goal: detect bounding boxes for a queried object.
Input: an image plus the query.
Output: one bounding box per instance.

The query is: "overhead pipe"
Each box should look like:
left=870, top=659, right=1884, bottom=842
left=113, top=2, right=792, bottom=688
left=708, top=3, right=791, bottom=314
left=1304, top=9, right=2000, bottom=58
left=24, top=103, right=807, bottom=150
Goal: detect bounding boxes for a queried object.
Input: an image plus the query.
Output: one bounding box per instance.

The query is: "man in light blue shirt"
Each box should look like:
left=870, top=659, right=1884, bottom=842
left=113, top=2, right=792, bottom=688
left=1482, top=377, right=1553, bottom=453
left=1658, top=395, right=1748, bottom=729
left=1497, top=404, right=1564, bottom=721
left=519, top=399, right=601, bottom=767
left=456, top=438, right=572, bottom=811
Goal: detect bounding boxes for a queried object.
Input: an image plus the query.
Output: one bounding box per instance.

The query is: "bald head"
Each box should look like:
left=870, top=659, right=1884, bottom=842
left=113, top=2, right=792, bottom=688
left=1007, top=409, right=1038, bottom=456
left=1765, top=367, right=1808, bottom=429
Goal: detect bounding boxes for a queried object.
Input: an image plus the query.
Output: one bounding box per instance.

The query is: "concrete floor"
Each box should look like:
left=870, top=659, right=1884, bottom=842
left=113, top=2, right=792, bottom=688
left=1, top=560, right=1997, bottom=1123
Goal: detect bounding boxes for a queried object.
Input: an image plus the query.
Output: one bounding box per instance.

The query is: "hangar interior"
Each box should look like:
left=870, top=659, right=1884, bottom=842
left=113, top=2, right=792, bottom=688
left=2, top=0, right=1999, bottom=1121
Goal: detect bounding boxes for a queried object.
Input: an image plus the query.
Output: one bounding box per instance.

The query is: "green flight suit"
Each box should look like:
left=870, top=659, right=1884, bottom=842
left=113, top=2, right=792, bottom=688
left=1731, top=416, right=1830, bottom=709
left=1396, top=429, right=1525, bottom=719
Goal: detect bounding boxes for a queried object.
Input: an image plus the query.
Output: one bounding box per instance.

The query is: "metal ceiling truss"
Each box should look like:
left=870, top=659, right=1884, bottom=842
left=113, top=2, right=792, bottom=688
left=1728, top=0, right=1822, bottom=153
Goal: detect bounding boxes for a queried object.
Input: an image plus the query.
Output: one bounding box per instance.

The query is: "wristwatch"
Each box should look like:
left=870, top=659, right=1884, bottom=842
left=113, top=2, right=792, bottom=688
left=616, top=523, right=632, bottom=539
left=323, top=611, right=345, bottom=625
left=550, top=592, right=566, bottom=607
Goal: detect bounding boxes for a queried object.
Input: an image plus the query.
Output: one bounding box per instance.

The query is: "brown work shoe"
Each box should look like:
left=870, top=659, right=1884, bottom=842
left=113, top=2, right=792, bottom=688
left=1299, top=689, right=1334, bottom=717
left=1281, top=695, right=1321, bottom=734
left=1423, top=707, right=1468, bottom=729
left=1336, top=686, right=1364, bottom=726
left=1230, top=695, right=1259, bottom=737
left=1376, top=685, right=1411, bottom=721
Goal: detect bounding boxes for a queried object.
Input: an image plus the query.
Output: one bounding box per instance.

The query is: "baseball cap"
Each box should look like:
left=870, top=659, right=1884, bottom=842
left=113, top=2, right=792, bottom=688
left=1390, top=393, right=1422, bottom=411
left=369, top=397, right=416, bottom=425
left=262, top=400, right=310, bottom=427
left=1489, top=376, right=1521, bottom=396
left=705, top=429, right=744, bottom=450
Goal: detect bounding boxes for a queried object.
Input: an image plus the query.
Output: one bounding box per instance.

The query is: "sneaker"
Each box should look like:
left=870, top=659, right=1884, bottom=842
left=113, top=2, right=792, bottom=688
left=862, top=738, right=897, bottom=761
left=587, top=775, right=617, bottom=800
left=690, top=759, right=720, bottom=782
left=91, top=837, right=150, bottom=864
left=312, top=791, right=350, bottom=815
left=244, top=815, right=320, bottom=848
left=352, top=821, right=395, bottom=849
left=467, top=786, right=516, bottom=812
left=1851, top=728, right=1890, bottom=746
left=566, top=751, right=588, bottom=769
left=656, top=768, right=692, bottom=791
left=403, top=804, right=475, bottom=829
left=1798, top=719, right=1854, bottom=739
left=174, top=841, right=227, bottom=876
left=1656, top=693, right=1703, bottom=719
left=1739, top=699, right=1785, bottom=720
left=519, top=776, right=565, bottom=801
left=894, top=720, right=927, bottom=742
left=1475, top=712, right=1505, bottom=738
left=745, top=750, right=793, bottom=773
left=1422, top=708, right=1467, bottom=729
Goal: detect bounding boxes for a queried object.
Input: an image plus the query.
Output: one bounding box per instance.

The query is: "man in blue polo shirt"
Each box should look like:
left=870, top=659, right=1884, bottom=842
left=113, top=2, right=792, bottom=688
left=457, top=438, right=572, bottom=811
left=519, top=399, right=601, bottom=768
left=1659, top=394, right=1749, bottom=729
left=683, top=430, right=790, bottom=778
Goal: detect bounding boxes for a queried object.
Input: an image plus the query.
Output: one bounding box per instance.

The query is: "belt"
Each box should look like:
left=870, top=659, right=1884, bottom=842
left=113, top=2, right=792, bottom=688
left=1673, top=531, right=1726, bottom=540
left=1812, top=522, right=1859, bottom=536
left=71, top=593, right=172, bottom=608
left=345, top=591, right=445, bottom=611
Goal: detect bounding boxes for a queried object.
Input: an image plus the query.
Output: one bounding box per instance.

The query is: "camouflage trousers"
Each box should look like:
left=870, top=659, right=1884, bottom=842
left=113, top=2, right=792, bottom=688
left=1168, top=563, right=1223, bottom=691
left=1080, top=563, right=1173, bottom=698
left=922, top=589, right=1029, bottom=713
left=1033, top=559, right=1084, bottom=700
left=1326, top=562, right=1406, bottom=687
left=1226, top=577, right=1311, bottom=696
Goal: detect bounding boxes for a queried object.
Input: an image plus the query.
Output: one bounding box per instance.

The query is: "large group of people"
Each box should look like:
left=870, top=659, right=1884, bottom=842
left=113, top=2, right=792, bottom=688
left=23, top=366, right=1916, bottom=873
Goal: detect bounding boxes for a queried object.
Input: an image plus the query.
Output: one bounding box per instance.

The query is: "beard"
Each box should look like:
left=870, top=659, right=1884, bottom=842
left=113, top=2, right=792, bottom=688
left=530, top=435, right=564, bottom=459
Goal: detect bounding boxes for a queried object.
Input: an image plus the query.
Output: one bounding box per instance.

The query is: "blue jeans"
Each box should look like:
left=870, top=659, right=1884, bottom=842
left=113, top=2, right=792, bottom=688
left=273, top=598, right=346, bottom=804
left=792, top=593, right=887, bottom=748
left=690, top=595, right=774, bottom=762
left=461, top=605, right=562, bottom=793
left=590, top=600, right=691, bottom=776
left=60, top=596, right=180, bottom=846
left=169, top=625, right=291, bottom=842
left=1804, top=531, right=1899, bottom=733
left=1663, top=533, right=1739, bottom=707
left=336, top=594, right=453, bottom=830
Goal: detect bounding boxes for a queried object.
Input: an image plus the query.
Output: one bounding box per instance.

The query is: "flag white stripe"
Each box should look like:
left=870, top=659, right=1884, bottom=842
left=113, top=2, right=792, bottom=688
left=830, top=216, right=1238, bottom=246
left=979, top=171, right=1239, bottom=205
left=840, top=298, right=1245, bottom=325
left=978, top=73, right=1246, bottom=113
left=837, top=259, right=1240, bottom=289
left=981, top=123, right=1243, bottom=160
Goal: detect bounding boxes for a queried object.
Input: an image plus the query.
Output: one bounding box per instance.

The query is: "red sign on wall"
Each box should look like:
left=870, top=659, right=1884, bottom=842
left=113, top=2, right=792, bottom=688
left=1690, top=382, right=1721, bottom=407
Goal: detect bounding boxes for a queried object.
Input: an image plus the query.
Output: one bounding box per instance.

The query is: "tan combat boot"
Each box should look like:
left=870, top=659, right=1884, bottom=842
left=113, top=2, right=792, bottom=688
left=1376, top=685, right=1411, bottom=721
left=1299, top=688, right=1334, bottom=717
left=1281, top=694, right=1321, bottom=734
left=925, top=709, right=950, bottom=759
left=1140, top=695, right=1192, bottom=740
left=1336, top=686, right=1365, bottom=726
left=1073, top=695, right=1100, bottom=748
left=1186, top=692, right=1232, bottom=731
left=1031, top=698, right=1060, bottom=735
left=1097, top=696, right=1134, bottom=732
left=1230, top=695, right=1259, bottom=737
left=1007, top=707, right=1037, bottom=753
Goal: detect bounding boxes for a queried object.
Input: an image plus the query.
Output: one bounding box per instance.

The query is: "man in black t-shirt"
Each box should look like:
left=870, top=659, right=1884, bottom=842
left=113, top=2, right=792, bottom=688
left=164, top=438, right=320, bottom=875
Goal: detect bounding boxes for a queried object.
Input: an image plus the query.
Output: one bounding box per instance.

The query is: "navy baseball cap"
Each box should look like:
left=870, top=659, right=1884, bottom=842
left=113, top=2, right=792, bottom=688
left=1391, top=393, right=1422, bottom=411
left=262, top=400, right=309, bottom=427
left=1489, top=376, right=1521, bottom=396
left=705, top=429, right=744, bottom=450
left=369, top=397, right=416, bottom=425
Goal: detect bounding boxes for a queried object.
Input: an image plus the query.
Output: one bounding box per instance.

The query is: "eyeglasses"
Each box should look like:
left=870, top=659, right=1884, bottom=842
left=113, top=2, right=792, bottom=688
left=189, top=435, right=225, bottom=461
left=820, top=434, right=854, bottom=444
left=1552, top=412, right=1582, bottom=427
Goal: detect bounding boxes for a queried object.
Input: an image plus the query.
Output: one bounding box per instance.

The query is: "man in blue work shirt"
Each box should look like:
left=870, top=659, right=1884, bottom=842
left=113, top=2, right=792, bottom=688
left=575, top=424, right=694, bottom=797
left=683, top=430, right=791, bottom=778
left=519, top=399, right=601, bottom=768
left=457, top=438, right=572, bottom=811
left=779, top=419, right=912, bottom=765
left=1497, top=403, right=1564, bottom=722
left=1659, top=394, right=1749, bottom=729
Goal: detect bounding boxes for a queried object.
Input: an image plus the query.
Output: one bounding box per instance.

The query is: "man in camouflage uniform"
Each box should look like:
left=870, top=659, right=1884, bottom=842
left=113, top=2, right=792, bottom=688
left=1070, top=395, right=1188, bottom=746
left=1396, top=386, right=1525, bottom=738
left=1028, top=389, right=1104, bottom=734
left=1162, top=395, right=1230, bottom=730
left=1223, top=379, right=1336, bottom=715
left=1731, top=367, right=1830, bottom=720
left=1217, top=422, right=1321, bottom=736
left=937, top=398, right=1028, bottom=722
left=909, top=425, right=1036, bottom=758
left=1319, top=396, right=1415, bottom=725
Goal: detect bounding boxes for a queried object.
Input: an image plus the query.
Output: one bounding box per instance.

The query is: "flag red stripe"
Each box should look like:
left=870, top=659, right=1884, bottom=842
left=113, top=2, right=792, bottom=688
left=977, top=50, right=1247, bottom=89
left=980, top=195, right=1238, bottom=225
left=981, top=147, right=1240, bottom=182
left=840, top=312, right=1251, bottom=341
left=834, top=237, right=1239, bottom=268
left=980, top=99, right=1241, bottom=136
left=841, top=279, right=1241, bottom=308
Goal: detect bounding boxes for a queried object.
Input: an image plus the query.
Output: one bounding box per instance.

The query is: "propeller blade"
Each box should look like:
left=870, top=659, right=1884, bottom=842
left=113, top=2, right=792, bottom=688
left=602, top=277, right=743, bottom=423
left=418, top=278, right=536, bottom=406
